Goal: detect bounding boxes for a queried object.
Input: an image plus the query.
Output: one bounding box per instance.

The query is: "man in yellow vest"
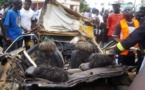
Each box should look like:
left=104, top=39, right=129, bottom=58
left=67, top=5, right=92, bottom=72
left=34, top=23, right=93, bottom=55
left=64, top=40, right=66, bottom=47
left=112, top=6, right=139, bottom=66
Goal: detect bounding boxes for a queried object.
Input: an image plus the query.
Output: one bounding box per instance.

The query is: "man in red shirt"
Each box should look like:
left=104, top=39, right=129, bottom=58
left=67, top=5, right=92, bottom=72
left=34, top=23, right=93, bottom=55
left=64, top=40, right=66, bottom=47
left=107, top=1, right=124, bottom=41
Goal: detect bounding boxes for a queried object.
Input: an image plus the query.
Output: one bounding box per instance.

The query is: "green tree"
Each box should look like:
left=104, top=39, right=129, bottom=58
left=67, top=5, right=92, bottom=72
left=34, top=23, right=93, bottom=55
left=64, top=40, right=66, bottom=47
left=0, top=0, right=9, bottom=7
left=80, top=0, right=90, bottom=12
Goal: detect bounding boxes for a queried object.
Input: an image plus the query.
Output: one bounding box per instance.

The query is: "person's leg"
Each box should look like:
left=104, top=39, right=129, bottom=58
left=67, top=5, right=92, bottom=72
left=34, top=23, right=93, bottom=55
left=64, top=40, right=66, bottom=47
left=17, top=40, right=23, bottom=48
left=0, top=20, right=3, bottom=47
left=2, top=40, right=12, bottom=52
left=11, top=41, right=18, bottom=51
left=3, top=41, right=19, bottom=52
left=10, top=40, right=22, bottom=51
left=0, top=36, right=3, bottom=47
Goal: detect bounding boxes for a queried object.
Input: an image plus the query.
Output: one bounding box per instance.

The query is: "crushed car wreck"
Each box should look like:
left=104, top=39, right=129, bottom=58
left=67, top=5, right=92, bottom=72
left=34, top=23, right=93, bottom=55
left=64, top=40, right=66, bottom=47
left=0, top=0, right=133, bottom=90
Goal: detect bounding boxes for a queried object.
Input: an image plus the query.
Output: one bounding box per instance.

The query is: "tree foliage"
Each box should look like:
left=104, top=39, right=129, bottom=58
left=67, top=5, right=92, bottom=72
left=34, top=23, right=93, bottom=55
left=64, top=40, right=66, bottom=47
left=0, top=0, right=9, bottom=7
left=80, top=0, right=90, bottom=12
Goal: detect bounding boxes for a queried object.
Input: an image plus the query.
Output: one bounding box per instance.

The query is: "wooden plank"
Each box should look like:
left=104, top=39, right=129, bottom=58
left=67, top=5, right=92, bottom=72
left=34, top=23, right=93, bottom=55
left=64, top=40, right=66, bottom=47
left=38, top=30, right=80, bottom=36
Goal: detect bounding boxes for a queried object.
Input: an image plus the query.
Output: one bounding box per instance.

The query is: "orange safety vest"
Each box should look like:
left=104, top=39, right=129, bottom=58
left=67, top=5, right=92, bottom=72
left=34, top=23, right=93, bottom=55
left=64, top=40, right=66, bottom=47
left=119, top=19, right=139, bottom=55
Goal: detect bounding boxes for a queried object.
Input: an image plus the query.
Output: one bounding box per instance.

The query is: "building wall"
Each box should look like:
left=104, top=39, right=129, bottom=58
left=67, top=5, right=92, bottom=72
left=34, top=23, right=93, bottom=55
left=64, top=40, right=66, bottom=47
left=86, top=0, right=142, bottom=12
left=22, top=0, right=80, bottom=12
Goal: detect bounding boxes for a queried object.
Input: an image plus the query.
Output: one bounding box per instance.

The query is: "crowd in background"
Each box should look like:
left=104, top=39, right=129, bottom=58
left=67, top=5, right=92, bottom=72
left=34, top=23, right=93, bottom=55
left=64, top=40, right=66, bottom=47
left=82, top=7, right=109, bottom=47
left=82, top=1, right=145, bottom=74
left=82, top=2, right=145, bottom=48
left=0, top=0, right=40, bottom=53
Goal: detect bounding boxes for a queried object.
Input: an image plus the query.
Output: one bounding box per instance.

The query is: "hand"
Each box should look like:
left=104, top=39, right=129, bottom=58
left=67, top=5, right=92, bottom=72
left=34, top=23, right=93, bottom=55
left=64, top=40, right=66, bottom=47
left=130, top=47, right=138, bottom=51
left=6, top=38, right=13, bottom=43
left=24, top=29, right=28, bottom=33
left=21, top=27, right=28, bottom=33
left=26, top=30, right=31, bottom=33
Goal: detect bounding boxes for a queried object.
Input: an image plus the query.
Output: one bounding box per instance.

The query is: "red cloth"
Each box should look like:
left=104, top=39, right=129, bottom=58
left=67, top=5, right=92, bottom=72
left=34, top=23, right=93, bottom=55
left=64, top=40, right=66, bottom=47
left=107, top=13, right=124, bottom=36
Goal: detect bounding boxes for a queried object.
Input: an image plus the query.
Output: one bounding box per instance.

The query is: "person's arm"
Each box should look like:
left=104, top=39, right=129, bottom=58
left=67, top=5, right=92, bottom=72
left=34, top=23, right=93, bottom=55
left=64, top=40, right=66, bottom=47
left=2, top=10, right=11, bottom=40
left=31, top=11, right=37, bottom=29
left=112, top=23, right=121, bottom=43
left=114, top=25, right=145, bottom=54
left=95, top=17, right=100, bottom=29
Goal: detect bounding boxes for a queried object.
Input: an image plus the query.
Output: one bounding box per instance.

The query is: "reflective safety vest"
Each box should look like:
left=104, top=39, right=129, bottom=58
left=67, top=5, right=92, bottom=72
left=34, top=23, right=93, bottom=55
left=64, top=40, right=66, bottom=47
left=119, top=19, right=139, bottom=55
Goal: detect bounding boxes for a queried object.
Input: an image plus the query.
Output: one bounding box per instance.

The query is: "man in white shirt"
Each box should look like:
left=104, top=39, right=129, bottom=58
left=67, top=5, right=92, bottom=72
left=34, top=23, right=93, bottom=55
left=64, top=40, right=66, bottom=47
left=20, top=0, right=35, bottom=49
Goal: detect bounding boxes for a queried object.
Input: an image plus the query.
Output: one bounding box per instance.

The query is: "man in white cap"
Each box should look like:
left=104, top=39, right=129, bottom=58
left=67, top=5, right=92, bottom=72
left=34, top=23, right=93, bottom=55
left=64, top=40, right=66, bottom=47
left=106, top=1, right=124, bottom=42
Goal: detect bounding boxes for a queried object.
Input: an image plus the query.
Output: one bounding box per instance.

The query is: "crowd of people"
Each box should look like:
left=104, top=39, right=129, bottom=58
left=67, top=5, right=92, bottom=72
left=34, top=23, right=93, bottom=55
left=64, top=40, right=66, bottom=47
left=82, top=1, right=145, bottom=73
left=0, top=0, right=39, bottom=52
left=82, top=7, right=109, bottom=47
left=81, top=1, right=145, bottom=88
left=101, top=1, right=145, bottom=90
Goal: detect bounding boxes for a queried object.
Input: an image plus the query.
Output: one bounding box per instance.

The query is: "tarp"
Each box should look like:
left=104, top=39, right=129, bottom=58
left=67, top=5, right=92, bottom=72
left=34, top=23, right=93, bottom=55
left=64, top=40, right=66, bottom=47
left=37, top=0, right=98, bottom=50
left=42, top=4, right=80, bottom=31
left=37, top=0, right=86, bottom=32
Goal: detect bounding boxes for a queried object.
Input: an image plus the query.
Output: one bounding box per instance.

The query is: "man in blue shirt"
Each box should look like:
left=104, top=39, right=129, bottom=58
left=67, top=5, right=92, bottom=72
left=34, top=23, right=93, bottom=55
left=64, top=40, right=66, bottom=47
left=3, top=0, right=23, bottom=52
